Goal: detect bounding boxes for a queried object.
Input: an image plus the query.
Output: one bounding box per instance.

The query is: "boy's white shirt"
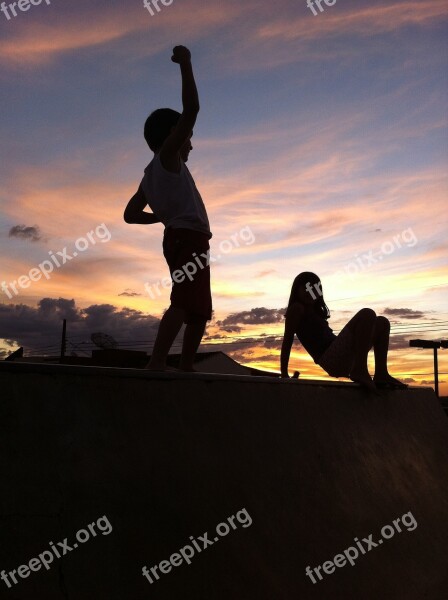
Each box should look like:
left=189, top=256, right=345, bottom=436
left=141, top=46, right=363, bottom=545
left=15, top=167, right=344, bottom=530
left=141, top=153, right=212, bottom=238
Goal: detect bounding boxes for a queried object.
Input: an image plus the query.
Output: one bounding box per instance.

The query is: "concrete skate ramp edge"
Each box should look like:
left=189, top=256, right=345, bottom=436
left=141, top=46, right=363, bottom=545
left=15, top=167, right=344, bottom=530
left=1, top=362, right=447, bottom=600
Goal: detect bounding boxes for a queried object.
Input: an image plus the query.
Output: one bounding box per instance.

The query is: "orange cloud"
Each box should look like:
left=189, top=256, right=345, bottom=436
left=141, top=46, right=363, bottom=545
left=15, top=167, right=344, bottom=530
left=0, top=2, right=244, bottom=68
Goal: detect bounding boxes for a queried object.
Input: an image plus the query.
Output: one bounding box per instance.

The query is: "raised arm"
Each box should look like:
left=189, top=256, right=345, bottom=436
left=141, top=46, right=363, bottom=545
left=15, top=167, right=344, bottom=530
left=160, top=46, right=199, bottom=172
left=280, top=303, right=304, bottom=377
left=123, top=185, right=160, bottom=225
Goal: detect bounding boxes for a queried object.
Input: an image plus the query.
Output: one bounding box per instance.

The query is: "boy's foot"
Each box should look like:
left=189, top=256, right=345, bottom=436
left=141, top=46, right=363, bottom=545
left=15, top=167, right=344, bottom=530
left=144, top=362, right=181, bottom=372
left=144, top=362, right=164, bottom=371
left=373, top=374, right=408, bottom=389
left=179, top=365, right=199, bottom=373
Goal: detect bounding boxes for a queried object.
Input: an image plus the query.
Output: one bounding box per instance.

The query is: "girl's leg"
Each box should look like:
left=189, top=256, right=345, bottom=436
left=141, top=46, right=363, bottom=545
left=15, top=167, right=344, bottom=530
left=372, top=316, right=390, bottom=379
left=372, top=316, right=408, bottom=387
left=342, top=308, right=377, bottom=390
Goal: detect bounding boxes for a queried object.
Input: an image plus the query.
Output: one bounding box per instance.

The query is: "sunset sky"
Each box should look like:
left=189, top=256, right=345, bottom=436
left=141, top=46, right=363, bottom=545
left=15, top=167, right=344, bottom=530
left=1, top=0, right=447, bottom=393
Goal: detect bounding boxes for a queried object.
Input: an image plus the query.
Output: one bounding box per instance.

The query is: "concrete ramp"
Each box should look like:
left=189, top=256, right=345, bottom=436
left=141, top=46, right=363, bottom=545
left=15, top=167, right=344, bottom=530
left=1, top=362, right=447, bottom=599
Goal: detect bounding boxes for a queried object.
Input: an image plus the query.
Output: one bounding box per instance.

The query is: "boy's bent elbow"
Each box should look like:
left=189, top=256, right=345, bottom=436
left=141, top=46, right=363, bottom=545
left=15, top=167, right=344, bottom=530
left=123, top=211, right=133, bottom=224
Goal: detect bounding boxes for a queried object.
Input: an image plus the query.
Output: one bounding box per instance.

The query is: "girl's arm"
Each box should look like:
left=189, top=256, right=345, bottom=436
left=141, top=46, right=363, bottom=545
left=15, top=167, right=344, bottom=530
left=280, top=303, right=304, bottom=377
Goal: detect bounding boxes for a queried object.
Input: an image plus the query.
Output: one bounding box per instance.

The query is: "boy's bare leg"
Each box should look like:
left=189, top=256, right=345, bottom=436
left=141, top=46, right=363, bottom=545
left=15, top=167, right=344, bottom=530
left=345, top=308, right=377, bottom=391
left=179, top=318, right=206, bottom=371
left=146, top=306, right=185, bottom=370
left=372, top=317, right=407, bottom=387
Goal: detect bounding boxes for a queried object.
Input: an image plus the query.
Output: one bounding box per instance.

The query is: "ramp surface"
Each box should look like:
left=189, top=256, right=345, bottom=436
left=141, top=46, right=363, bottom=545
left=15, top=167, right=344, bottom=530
left=1, top=362, right=447, bottom=599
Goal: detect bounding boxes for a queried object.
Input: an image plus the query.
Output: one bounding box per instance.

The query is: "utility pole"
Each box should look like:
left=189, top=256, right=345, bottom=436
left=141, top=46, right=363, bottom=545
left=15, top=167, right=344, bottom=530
left=409, top=339, right=448, bottom=398
left=433, top=346, right=439, bottom=398
left=60, top=319, right=67, bottom=362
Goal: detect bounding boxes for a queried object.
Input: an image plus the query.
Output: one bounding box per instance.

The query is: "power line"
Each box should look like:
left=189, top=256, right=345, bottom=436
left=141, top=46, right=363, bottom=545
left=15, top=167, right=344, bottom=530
left=9, top=316, right=448, bottom=357
left=23, top=331, right=448, bottom=355
left=325, top=281, right=448, bottom=303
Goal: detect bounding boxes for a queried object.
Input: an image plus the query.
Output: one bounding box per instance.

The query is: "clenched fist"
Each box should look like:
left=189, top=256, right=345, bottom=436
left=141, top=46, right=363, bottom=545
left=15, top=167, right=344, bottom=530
left=171, top=46, right=191, bottom=65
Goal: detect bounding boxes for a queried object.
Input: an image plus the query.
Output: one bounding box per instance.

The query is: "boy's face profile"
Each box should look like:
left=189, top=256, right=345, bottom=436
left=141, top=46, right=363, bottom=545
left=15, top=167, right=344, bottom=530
left=180, top=131, right=193, bottom=162
left=166, top=125, right=193, bottom=162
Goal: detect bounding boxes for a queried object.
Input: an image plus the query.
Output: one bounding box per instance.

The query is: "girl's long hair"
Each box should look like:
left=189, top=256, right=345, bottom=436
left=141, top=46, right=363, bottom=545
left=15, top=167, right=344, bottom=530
left=287, top=272, right=331, bottom=320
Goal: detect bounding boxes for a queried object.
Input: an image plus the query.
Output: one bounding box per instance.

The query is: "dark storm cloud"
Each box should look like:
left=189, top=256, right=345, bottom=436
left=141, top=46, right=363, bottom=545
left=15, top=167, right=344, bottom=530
left=219, top=326, right=243, bottom=334
left=118, top=289, right=142, bottom=297
left=388, top=333, right=414, bottom=351
left=0, top=297, right=160, bottom=355
left=384, top=308, right=426, bottom=320
left=9, top=225, right=43, bottom=242
left=217, top=307, right=285, bottom=327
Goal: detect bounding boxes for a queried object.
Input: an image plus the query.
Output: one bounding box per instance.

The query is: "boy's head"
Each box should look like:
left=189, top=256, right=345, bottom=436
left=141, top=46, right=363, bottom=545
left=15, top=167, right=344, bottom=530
left=144, top=108, right=181, bottom=152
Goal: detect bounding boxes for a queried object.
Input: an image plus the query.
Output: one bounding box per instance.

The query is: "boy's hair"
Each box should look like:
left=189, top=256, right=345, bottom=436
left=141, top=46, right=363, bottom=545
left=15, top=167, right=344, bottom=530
left=144, top=108, right=181, bottom=152
left=287, top=271, right=331, bottom=320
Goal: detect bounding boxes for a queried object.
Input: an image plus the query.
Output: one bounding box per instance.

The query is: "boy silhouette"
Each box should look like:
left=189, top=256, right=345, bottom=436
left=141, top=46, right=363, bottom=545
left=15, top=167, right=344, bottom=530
left=124, top=46, right=212, bottom=372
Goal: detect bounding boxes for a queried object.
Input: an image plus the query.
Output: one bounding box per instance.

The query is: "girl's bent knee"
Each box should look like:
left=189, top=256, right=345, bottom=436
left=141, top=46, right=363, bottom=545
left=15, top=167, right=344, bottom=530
left=376, top=315, right=390, bottom=328
left=358, top=308, right=376, bottom=320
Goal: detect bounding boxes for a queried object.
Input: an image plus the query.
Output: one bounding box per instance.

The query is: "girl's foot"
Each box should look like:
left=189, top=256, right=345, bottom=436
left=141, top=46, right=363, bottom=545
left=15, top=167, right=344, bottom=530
left=373, top=374, right=408, bottom=389
left=350, top=367, right=377, bottom=392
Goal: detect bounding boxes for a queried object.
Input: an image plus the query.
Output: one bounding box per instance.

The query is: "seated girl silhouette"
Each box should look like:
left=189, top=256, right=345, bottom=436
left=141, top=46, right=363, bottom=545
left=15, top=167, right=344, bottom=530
left=280, top=272, right=407, bottom=391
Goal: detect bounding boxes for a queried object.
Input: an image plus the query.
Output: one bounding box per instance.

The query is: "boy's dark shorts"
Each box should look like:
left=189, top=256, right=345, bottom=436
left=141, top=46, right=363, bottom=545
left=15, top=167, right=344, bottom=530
left=163, top=227, right=212, bottom=324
